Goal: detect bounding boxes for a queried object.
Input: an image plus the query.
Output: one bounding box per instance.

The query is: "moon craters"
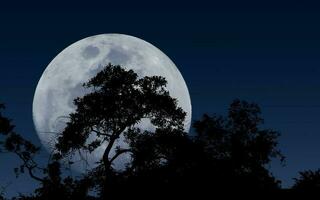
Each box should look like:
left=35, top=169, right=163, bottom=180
left=82, top=45, right=100, bottom=59
left=106, top=46, right=131, bottom=65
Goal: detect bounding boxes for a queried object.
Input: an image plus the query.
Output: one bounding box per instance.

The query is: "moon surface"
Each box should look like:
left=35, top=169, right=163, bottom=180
left=33, top=34, right=192, bottom=172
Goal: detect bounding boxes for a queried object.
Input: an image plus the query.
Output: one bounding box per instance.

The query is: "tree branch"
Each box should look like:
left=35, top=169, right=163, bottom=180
left=102, top=126, right=126, bottom=169
left=14, top=150, right=44, bottom=182
left=109, top=149, right=132, bottom=164
left=91, top=127, right=111, bottom=137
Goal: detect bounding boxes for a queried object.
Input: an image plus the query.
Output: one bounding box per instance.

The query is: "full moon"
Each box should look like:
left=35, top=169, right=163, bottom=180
left=33, top=34, right=192, bottom=172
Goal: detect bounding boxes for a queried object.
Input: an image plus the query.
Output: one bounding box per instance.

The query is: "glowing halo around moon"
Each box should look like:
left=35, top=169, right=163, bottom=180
left=32, top=34, right=192, bottom=172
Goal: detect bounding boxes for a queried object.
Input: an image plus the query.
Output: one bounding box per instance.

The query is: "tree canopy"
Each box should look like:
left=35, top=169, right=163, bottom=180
left=2, top=64, right=319, bottom=199
left=55, top=64, right=186, bottom=170
left=293, top=169, right=320, bottom=190
left=192, top=100, right=284, bottom=189
left=118, top=99, right=284, bottom=191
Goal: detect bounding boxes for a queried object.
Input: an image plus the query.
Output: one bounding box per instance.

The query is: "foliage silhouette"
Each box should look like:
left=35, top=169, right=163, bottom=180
left=42, top=65, right=284, bottom=196
left=53, top=64, right=284, bottom=195
left=292, top=169, right=320, bottom=190
left=0, top=185, right=5, bottom=200
left=0, top=103, right=94, bottom=200
left=6, top=63, right=320, bottom=198
left=0, top=103, right=43, bottom=182
left=55, top=63, right=186, bottom=196
left=192, top=100, right=285, bottom=189
left=116, top=100, right=284, bottom=192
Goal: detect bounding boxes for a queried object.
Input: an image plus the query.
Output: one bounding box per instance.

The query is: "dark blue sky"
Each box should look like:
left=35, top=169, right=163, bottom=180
left=1, top=0, right=320, bottom=196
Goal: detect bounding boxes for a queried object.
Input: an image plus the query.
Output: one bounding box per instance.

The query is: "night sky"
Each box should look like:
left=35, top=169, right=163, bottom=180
left=1, top=0, right=320, bottom=196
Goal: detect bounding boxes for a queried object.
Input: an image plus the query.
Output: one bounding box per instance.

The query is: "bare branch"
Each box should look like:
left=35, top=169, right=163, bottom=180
left=109, top=148, right=132, bottom=164
left=13, top=150, right=44, bottom=182
left=91, top=127, right=111, bottom=137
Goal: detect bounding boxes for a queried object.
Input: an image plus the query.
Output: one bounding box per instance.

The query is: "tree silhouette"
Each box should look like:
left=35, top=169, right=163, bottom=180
left=0, top=103, right=95, bottom=200
left=292, top=169, right=320, bottom=190
left=0, top=103, right=14, bottom=138
left=55, top=63, right=186, bottom=196
left=0, top=186, right=5, bottom=200
left=0, top=64, right=294, bottom=198
left=0, top=103, right=43, bottom=182
left=26, top=161, right=95, bottom=200
left=126, top=128, right=197, bottom=184
left=122, top=99, right=284, bottom=191
left=192, top=100, right=284, bottom=189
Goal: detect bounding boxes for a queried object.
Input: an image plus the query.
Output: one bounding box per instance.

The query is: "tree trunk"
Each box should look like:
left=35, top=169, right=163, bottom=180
left=101, top=135, right=117, bottom=198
